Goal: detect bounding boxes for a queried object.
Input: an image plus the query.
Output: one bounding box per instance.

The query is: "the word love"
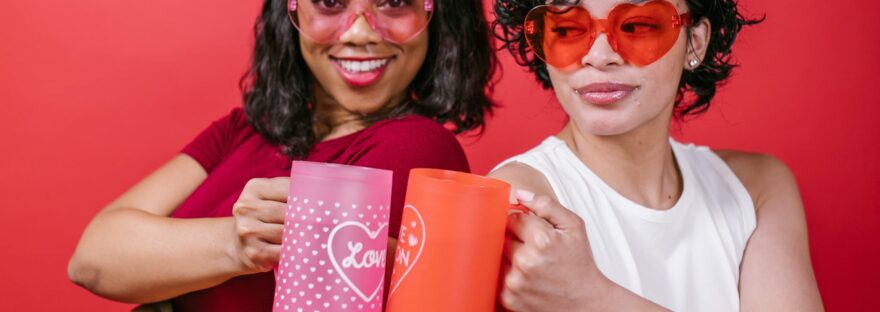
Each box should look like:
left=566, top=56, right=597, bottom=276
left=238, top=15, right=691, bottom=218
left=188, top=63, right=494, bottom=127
left=342, top=241, right=386, bottom=269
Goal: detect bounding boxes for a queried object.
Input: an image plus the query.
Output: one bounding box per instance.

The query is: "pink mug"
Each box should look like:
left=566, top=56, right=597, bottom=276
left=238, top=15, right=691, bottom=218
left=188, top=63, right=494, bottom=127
left=273, top=161, right=393, bottom=312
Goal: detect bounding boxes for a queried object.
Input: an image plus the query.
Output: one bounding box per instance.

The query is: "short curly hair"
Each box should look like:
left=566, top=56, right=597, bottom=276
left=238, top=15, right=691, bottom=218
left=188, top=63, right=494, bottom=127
left=493, top=0, right=763, bottom=119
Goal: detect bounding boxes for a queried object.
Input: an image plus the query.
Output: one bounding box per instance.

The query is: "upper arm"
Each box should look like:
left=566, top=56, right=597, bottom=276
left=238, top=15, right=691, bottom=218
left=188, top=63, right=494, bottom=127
left=103, top=154, right=208, bottom=216
left=102, top=108, right=241, bottom=216
left=489, top=162, right=557, bottom=204
left=717, top=151, right=824, bottom=311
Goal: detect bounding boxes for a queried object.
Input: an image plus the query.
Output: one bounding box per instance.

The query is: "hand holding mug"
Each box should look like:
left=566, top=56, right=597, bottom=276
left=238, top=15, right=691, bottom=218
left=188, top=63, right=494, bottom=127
left=231, top=177, right=290, bottom=274
left=499, top=190, right=610, bottom=312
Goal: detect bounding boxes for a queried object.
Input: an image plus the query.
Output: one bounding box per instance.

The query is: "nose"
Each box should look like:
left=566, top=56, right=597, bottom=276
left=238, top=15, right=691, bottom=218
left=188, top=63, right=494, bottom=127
left=337, top=13, right=383, bottom=45
left=580, top=33, right=625, bottom=69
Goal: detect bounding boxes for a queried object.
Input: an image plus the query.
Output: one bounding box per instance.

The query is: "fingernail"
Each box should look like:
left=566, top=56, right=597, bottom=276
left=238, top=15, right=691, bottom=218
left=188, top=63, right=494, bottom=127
left=515, top=189, right=535, bottom=202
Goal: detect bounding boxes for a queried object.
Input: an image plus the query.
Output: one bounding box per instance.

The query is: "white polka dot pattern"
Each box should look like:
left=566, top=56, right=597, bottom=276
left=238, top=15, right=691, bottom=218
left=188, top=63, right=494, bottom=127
left=273, top=196, right=390, bottom=312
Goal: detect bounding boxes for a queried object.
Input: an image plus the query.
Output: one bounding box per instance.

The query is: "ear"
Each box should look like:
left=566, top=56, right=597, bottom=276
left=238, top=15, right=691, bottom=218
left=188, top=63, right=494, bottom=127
left=686, top=17, right=711, bottom=68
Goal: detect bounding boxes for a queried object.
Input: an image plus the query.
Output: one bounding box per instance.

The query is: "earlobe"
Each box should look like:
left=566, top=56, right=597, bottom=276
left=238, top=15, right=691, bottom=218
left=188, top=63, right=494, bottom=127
left=688, top=58, right=699, bottom=69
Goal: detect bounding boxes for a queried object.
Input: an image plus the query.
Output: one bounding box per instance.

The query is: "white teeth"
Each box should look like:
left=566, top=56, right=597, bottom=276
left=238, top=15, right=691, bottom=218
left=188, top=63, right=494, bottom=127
left=338, top=59, right=389, bottom=73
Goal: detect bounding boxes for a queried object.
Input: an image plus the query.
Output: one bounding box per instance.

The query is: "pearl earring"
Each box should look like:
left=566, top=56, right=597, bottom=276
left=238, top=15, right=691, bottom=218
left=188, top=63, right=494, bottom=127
left=689, top=59, right=699, bottom=69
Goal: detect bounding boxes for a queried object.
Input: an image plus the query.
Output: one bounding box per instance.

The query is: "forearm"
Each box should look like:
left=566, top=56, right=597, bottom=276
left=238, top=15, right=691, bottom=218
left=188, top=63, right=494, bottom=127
left=68, top=208, right=244, bottom=303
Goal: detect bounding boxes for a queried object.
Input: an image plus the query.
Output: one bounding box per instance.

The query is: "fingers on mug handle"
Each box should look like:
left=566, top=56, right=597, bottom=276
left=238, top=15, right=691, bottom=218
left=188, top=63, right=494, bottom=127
left=515, top=189, right=579, bottom=230
left=506, top=212, right=553, bottom=246
left=262, top=223, right=284, bottom=245
left=254, top=200, right=288, bottom=224
left=502, top=234, right=523, bottom=262
left=249, top=177, right=290, bottom=202
left=263, top=243, right=282, bottom=268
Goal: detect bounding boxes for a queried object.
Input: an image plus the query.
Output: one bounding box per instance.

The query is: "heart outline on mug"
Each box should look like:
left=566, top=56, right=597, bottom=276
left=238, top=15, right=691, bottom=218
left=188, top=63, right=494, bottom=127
left=388, top=204, right=427, bottom=298
left=326, top=221, right=389, bottom=303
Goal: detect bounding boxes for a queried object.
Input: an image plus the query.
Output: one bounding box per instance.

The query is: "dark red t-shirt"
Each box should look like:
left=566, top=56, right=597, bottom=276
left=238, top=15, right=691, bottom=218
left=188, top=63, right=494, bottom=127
left=170, top=108, right=469, bottom=311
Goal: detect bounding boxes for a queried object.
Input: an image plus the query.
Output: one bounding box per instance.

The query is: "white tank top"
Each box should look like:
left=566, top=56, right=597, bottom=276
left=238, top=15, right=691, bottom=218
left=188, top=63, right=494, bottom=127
left=493, top=137, right=756, bottom=311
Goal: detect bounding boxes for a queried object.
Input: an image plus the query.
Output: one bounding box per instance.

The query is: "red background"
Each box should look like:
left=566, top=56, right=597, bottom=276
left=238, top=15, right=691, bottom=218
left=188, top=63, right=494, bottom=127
left=1, top=0, right=877, bottom=310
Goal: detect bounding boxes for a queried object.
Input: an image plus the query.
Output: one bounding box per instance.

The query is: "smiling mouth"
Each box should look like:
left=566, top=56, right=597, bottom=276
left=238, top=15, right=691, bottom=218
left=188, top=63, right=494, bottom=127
left=330, top=56, right=394, bottom=87
left=335, top=58, right=391, bottom=73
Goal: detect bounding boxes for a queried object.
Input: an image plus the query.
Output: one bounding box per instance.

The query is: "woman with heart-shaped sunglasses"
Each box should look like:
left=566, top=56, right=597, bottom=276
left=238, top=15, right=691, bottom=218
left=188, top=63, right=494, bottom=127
left=491, top=0, right=823, bottom=311
left=67, top=0, right=497, bottom=310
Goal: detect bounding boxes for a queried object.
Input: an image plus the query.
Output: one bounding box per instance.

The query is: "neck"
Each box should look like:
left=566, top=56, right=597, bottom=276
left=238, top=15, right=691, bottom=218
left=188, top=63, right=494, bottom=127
left=310, top=83, right=407, bottom=142
left=558, top=108, right=682, bottom=210
left=311, top=84, right=367, bottom=142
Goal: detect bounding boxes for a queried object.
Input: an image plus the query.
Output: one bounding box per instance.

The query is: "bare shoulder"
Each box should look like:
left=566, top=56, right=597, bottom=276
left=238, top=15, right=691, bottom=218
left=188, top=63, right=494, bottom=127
left=489, top=161, right=558, bottom=204
left=713, top=149, right=801, bottom=212
left=716, top=152, right=822, bottom=310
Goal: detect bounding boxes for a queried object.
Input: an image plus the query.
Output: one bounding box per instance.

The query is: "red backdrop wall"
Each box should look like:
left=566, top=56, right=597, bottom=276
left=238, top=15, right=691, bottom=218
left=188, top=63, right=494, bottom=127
left=1, top=0, right=877, bottom=310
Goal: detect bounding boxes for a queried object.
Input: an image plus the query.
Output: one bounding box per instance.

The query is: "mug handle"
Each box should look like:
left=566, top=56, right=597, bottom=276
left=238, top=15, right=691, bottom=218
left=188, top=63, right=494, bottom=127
left=508, top=204, right=531, bottom=215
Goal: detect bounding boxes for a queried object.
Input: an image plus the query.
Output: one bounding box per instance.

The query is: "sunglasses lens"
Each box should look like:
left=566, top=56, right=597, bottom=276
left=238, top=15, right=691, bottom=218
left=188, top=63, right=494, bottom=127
left=524, top=6, right=593, bottom=68
left=290, top=0, right=433, bottom=44
left=611, top=1, right=683, bottom=66
left=523, top=1, right=686, bottom=68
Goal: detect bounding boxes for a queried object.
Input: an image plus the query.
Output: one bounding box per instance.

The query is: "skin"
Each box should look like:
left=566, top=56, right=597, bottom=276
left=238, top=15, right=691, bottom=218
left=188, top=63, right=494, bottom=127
left=490, top=0, right=824, bottom=310
left=67, top=10, right=429, bottom=303
left=302, top=6, right=429, bottom=140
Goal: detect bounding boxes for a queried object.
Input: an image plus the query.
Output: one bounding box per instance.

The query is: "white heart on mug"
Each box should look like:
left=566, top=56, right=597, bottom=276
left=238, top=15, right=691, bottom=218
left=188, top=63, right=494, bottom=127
left=387, top=204, right=426, bottom=299
left=327, top=221, right=389, bottom=303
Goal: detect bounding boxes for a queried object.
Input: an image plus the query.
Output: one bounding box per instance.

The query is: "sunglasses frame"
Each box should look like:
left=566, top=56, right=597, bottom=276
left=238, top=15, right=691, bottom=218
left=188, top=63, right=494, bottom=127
left=288, top=0, right=434, bottom=44
left=524, top=0, right=692, bottom=69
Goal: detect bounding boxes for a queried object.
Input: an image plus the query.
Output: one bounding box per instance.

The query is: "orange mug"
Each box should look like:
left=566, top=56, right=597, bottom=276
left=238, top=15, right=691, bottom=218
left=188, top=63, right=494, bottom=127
left=386, top=169, right=512, bottom=312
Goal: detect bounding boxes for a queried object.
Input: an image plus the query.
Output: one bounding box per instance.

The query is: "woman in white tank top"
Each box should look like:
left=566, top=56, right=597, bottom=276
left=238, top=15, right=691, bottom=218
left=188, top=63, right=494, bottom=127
left=490, top=0, right=823, bottom=311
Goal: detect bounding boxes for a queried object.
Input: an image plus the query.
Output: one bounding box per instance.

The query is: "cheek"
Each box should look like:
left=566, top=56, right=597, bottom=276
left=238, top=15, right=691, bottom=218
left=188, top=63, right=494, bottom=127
left=299, top=38, right=331, bottom=80
left=547, top=68, right=577, bottom=109
left=643, top=64, right=683, bottom=104
left=382, top=34, right=429, bottom=95
left=399, top=36, right=429, bottom=77
left=639, top=71, right=678, bottom=99
left=635, top=39, right=688, bottom=106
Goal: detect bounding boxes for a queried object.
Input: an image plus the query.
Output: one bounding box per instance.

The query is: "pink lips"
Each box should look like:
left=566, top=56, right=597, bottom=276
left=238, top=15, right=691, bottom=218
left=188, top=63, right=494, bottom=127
left=331, top=57, right=392, bottom=88
left=575, top=83, right=636, bottom=105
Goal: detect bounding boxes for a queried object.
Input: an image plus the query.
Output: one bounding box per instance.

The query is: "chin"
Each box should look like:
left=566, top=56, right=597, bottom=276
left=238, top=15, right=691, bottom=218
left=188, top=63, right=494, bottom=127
left=573, top=111, right=642, bottom=137
left=338, top=90, right=393, bottom=113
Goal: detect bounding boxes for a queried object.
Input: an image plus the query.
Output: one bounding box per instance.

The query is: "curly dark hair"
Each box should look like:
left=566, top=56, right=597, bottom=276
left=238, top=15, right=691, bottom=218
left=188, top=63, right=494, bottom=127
left=241, top=0, right=498, bottom=158
left=493, top=0, right=763, bottom=119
